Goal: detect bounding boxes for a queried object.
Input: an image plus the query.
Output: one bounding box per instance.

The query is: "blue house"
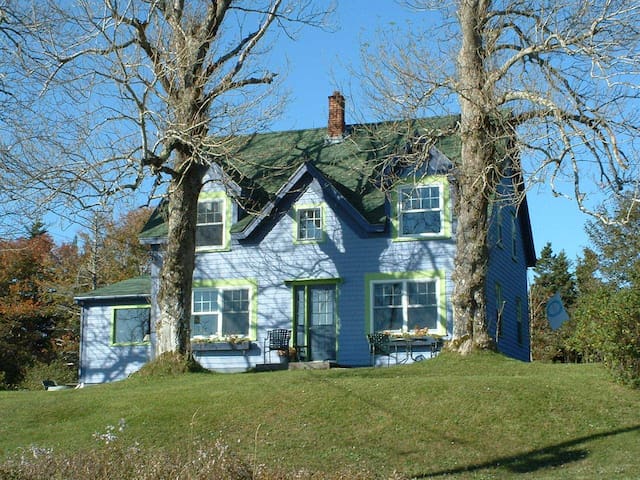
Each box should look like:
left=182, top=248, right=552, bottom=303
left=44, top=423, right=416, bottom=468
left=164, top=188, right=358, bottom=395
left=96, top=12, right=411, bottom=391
left=76, top=92, right=535, bottom=383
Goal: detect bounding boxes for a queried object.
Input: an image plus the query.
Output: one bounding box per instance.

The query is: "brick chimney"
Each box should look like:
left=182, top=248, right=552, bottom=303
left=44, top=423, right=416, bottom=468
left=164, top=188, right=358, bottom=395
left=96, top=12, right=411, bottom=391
left=327, top=91, right=345, bottom=140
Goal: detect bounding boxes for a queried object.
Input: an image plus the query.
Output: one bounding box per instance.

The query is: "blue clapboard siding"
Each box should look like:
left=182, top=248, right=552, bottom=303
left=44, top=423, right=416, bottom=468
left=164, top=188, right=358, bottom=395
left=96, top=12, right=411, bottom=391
left=486, top=199, right=532, bottom=362
left=189, top=177, right=456, bottom=369
left=79, top=165, right=533, bottom=381
left=78, top=298, right=151, bottom=384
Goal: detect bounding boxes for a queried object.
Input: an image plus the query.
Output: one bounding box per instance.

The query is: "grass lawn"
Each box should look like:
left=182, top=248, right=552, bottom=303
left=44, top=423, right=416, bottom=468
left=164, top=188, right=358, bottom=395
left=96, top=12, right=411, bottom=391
left=1, top=352, right=638, bottom=479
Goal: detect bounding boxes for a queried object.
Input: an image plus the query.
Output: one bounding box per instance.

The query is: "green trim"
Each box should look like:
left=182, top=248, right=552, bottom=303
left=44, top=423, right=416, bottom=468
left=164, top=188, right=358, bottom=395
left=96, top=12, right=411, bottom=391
left=364, top=270, right=447, bottom=336
left=293, top=203, right=326, bottom=244
left=111, top=305, right=151, bottom=346
left=191, top=278, right=258, bottom=340
left=290, top=281, right=340, bottom=361
left=195, top=191, right=232, bottom=252
left=391, top=176, right=452, bottom=241
left=284, top=277, right=342, bottom=286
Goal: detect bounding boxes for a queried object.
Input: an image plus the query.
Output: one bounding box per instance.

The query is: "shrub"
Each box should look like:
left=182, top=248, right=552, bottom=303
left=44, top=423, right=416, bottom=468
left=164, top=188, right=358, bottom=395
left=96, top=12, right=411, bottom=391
left=18, top=359, right=77, bottom=391
left=571, top=287, right=640, bottom=388
left=130, top=351, right=209, bottom=379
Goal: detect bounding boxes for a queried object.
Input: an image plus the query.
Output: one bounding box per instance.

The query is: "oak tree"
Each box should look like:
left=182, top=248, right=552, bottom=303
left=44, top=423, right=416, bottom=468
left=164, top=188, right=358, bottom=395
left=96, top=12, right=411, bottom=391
left=362, top=0, right=640, bottom=352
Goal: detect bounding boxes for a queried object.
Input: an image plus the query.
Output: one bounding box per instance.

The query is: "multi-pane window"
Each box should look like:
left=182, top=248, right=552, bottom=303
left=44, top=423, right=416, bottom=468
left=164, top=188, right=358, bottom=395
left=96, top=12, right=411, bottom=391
left=113, top=307, right=150, bottom=344
left=191, top=288, right=250, bottom=337
left=399, top=185, right=442, bottom=236
left=372, top=280, right=438, bottom=332
left=196, top=199, right=224, bottom=248
left=297, top=207, right=323, bottom=241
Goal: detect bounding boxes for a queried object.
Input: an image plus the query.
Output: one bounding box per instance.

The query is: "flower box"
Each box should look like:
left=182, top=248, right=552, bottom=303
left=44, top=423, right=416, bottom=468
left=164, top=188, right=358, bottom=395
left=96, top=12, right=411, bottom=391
left=191, top=341, right=252, bottom=352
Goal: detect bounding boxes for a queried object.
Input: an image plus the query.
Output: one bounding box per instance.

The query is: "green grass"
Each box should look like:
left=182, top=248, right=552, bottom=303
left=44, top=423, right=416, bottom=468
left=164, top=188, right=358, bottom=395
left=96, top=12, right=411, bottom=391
left=1, top=352, right=639, bottom=479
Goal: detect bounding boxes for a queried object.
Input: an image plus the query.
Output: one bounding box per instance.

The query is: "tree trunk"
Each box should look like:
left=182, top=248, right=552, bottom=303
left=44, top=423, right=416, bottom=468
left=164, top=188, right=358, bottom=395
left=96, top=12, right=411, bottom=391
left=449, top=0, right=496, bottom=354
left=156, top=157, right=208, bottom=357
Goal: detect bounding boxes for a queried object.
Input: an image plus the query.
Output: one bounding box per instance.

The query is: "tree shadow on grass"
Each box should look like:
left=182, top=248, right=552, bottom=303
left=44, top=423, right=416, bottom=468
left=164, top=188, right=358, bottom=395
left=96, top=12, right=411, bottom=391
left=414, top=424, right=640, bottom=478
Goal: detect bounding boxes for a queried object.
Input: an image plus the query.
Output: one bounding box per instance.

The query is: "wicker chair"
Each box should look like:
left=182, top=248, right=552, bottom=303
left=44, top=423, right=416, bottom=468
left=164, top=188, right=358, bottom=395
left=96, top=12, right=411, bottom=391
left=263, top=328, right=291, bottom=364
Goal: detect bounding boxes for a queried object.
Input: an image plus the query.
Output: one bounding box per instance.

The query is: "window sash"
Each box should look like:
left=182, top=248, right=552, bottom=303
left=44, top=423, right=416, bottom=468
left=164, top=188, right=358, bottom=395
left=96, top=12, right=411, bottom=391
left=196, top=199, right=224, bottom=247
left=372, top=280, right=438, bottom=332
left=113, top=308, right=150, bottom=344
left=399, top=185, right=442, bottom=236
left=298, top=207, right=322, bottom=241
left=191, top=288, right=250, bottom=338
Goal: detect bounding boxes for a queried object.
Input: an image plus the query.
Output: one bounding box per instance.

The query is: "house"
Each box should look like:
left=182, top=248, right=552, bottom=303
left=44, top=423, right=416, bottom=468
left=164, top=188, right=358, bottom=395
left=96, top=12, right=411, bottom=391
left=76, top=92, right=536, bottom=384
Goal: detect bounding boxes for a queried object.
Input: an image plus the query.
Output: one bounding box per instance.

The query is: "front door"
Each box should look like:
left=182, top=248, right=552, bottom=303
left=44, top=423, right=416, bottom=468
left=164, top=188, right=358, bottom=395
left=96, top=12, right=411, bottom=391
left=294, top=284, right=337, bottom=361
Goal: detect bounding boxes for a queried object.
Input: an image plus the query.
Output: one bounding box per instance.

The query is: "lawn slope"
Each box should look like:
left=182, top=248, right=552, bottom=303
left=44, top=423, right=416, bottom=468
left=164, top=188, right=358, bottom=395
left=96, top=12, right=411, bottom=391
left=1, top=352, right=638, bottom=479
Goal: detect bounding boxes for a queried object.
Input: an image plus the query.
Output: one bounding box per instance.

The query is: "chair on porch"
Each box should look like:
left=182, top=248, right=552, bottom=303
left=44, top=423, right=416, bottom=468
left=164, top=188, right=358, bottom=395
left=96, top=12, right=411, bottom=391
left=263, top=328, right=291, bottom=364
left=367, top=332, right=391, bottom=367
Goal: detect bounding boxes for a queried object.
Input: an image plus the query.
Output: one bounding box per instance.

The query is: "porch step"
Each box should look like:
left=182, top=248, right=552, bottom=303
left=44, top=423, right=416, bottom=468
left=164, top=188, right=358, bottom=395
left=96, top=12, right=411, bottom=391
left=254, top=363, right=288, bottom=372
left=288, top=361, right=336, bottom=370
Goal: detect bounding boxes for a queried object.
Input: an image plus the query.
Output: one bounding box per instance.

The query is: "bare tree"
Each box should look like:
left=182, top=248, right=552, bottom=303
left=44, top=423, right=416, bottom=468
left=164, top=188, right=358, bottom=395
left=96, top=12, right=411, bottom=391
left=3, top=1, right=331, bottom=359
left=361, top=0, right=640, bottom=353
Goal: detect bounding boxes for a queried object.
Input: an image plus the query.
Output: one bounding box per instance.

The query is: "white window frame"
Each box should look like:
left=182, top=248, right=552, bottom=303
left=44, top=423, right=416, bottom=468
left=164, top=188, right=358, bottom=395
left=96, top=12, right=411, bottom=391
left=191, top=287, right=251, bottom=339
left=196, top=198, right=225, bottom=249
left=398, top=184, right=444, bottom=237
left=371, top=279, right=439, bottom=334
left=296, top=206, right=323, bottom=242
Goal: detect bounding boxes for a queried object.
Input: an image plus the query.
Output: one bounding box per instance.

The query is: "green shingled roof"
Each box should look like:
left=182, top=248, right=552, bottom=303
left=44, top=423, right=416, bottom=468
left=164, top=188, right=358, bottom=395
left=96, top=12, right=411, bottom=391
left=140, top=116, right=460, bottom=240
left=75, top=276, right=151, bottom=300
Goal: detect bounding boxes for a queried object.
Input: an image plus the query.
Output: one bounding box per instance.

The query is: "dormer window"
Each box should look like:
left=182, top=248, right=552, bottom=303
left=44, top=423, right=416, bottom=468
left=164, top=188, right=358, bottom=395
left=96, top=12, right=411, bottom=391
left=296, top=205, right=324, bottom=242
left=196, top=198, right=225, bottom=248
left=399, top=184, right=443, bottom=237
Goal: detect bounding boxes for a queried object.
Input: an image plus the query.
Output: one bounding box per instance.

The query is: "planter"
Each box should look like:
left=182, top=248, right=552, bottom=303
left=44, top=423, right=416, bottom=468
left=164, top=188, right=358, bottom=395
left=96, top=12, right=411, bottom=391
left=191, top=341, right=252, bottom=352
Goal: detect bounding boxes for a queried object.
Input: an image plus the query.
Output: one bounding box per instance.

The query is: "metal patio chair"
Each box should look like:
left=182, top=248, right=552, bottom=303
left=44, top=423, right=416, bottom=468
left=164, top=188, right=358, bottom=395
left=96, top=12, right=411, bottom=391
left=367, top=332, right=391, bottom=366
left=263, top=328, right=291, bottom=364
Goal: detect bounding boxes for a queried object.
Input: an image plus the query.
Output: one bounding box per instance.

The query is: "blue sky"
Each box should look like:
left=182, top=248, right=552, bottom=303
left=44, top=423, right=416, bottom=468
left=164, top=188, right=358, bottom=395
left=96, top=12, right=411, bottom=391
left=266, top=1, right=591, bottom=262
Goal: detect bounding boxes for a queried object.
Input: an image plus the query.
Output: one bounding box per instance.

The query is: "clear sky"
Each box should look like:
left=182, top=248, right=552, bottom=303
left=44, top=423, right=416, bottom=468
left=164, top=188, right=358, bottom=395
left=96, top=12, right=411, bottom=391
left=266, top=1, right=592, bottom=262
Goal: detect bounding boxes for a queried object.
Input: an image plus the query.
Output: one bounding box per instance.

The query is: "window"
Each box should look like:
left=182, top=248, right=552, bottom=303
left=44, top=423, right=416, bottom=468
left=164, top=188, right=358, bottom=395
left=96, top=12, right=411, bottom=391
left=196, top=199, right=224, bottom=248
left=399, top=185, right=442, bottom=236
left=297, top=207, right=323, bottom=242
left=372, top=280, right=438, bottom=333
left=515, top=296, right=523, bottom=345
left=496, top=283, right=504, bottom=338
left=191, top=287, right=250, bottom=338
left=113, top=307, right=150, bottom=344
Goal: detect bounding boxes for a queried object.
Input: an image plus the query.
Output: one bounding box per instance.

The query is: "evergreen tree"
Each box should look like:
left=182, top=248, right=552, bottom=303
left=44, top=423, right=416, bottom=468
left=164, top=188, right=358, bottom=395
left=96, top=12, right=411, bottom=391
left=529, top=243, right=577, bottom=361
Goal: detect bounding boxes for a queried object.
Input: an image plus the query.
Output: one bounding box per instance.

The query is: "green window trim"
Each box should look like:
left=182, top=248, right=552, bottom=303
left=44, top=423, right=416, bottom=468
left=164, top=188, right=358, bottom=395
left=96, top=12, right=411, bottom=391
left=293, top=203, right=326, bottom=244
left=196, top=191, right=232, bottom=252
left=364, top=270, right=447, bottom=336
left=288, top=278, right=341, bottom=361
left=191, top=278, right=258, bottom=340
left=111, top=305, right=151, bottom=346
left=390, top=176, right=452, bottom=241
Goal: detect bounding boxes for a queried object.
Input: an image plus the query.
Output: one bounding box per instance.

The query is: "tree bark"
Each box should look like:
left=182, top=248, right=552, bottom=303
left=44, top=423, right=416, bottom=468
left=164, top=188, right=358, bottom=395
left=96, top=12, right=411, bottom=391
left=156, top=156, right=208, bottom=357
left=449, top=0, right=496, bottom=353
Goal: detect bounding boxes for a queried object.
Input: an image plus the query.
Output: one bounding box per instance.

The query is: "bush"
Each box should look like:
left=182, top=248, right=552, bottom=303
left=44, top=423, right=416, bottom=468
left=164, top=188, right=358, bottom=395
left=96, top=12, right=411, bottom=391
left=18, top=359, right=77, bottom=391
left=131, top=352, right=209, bottom=379
left=571, top=287, right=640, bottom=388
